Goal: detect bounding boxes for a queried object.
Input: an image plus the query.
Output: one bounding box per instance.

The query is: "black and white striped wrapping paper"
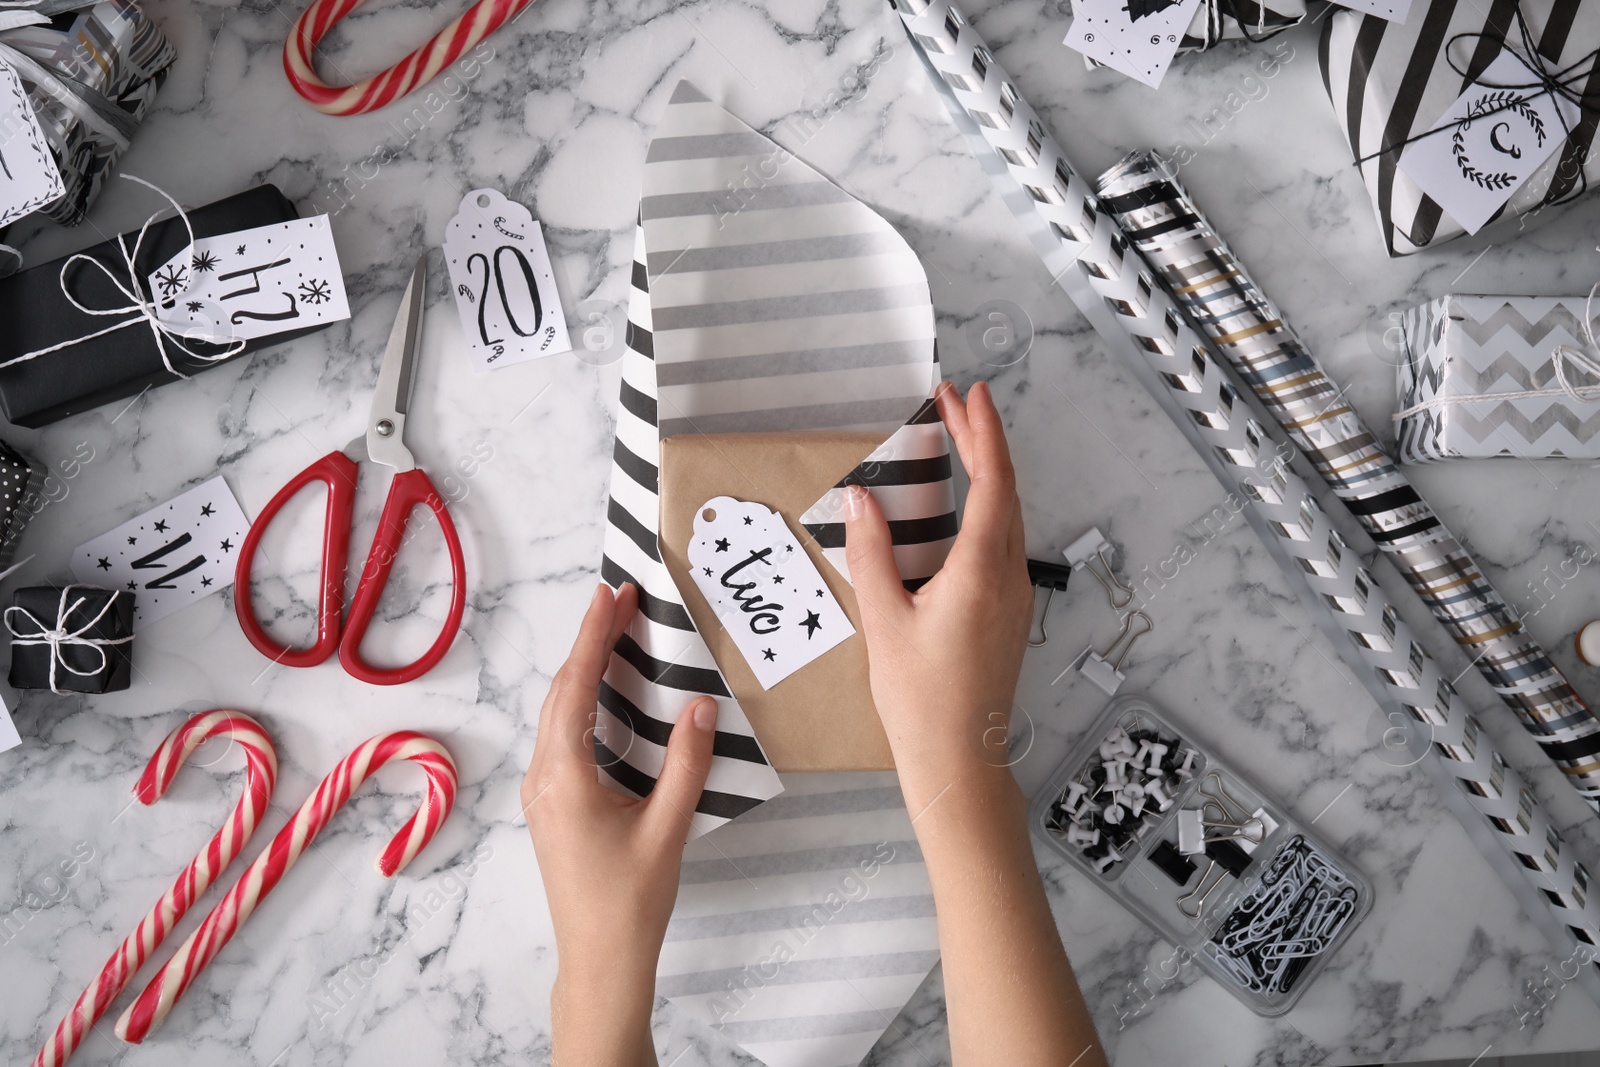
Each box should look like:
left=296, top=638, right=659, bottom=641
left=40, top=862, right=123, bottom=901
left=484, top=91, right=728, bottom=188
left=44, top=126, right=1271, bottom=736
left=1319, top=0, right=1600, bottom=256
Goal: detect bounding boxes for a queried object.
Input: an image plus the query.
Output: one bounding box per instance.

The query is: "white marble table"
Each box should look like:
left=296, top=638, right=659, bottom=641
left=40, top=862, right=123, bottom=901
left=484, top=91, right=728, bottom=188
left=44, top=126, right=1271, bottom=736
left=5, top=0, right=1600, bottom=1064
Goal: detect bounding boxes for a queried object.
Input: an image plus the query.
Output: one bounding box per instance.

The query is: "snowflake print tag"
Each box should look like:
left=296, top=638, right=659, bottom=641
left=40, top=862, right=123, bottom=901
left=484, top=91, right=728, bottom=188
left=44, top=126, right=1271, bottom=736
left=69, top=476, right=252, bottom=630
left=147, top=215, right=350, bottom=343
left=687, top=496, right=854, bottom=690
left=1399, top=52, right=1581, bottom=234
left=442, top=188, right=572, bottom=373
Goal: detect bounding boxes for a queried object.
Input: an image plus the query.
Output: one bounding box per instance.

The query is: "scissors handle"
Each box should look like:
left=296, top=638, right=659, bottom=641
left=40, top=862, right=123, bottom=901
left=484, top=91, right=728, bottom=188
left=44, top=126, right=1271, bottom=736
left=337, top=468, right=466, bottom=686
left=235, top=451, right=359, bottom=668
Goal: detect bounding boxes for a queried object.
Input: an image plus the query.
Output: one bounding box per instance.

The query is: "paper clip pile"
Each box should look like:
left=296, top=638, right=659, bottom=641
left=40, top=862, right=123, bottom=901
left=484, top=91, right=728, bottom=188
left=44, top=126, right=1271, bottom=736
left=1205, top=835, right=1360, bottom=996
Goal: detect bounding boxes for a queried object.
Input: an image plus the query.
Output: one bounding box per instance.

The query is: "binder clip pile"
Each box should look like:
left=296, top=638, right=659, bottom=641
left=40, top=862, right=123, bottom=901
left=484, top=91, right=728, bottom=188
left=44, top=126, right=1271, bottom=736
left=1051, top=526, right=1152, bottom=696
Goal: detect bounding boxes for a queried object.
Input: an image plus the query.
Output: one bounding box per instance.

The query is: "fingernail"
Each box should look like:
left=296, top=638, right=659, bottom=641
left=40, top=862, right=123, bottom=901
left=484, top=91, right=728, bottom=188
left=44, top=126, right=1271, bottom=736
left=845, top=485, right=866, bottom=519
left=590, top=583, right=606, bottom=608
left=692, top=698, right=718, bottom=732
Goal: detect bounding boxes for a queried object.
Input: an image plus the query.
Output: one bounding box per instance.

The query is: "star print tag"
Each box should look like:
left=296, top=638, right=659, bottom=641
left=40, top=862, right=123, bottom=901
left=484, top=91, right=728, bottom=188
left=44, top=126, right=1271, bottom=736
left=441, top=188, right=573, bottom=373
left=686, top=496, right=854, bottom=690
left=147, top=216, right=350, bottom=344
left=1397, top=51, right=1582, bottom=234
left=69, top=476, right=251, bottom=630
left=1063, top=0, right=1205, bottom=89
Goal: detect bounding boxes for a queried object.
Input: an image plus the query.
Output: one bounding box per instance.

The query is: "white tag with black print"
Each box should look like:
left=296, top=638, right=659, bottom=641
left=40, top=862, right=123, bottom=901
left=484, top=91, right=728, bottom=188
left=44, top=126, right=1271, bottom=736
left=1063, top=0, right=1205, bottom=89
left=0, top=63, right=64, bottom=228
left=687, top=496, right=854, bottom=690
left=1399, top=52, right=1581, bottom=234
left=148, top=216, right=351, bottom=343
left=1332, top=0, right=1412, bottom=21
left=442, top=188, right=572, bottom=373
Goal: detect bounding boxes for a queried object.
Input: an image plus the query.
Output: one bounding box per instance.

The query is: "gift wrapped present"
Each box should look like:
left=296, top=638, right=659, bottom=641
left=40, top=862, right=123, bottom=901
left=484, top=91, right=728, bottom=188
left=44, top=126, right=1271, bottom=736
left=0, top=441, right=42, bottom=570
left=0, top=184, right=327, bottom=428
left=6, top=584, right=133, bottom=693
left=1321, top=0, right=1600, bottom=256
left=0, top=0, right=176, bottom=227
left=1395, top=294, right=1600, bottom=461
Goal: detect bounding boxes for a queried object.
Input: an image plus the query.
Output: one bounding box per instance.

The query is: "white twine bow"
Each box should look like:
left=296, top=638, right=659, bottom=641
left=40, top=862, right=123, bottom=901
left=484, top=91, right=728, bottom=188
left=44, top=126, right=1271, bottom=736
left=4, top=584, right=133, bottom=695
left=0, top=173, right=245, bottom=375
left=1393, top=281, right=1600, bottom=421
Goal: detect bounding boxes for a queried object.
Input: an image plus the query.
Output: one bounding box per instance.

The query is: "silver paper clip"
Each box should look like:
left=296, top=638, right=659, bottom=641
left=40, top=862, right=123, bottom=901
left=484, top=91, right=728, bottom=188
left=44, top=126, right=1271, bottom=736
left=1073, top=610, right=1153, bottom=695
left=1063, top=527, right=1134, bottom=610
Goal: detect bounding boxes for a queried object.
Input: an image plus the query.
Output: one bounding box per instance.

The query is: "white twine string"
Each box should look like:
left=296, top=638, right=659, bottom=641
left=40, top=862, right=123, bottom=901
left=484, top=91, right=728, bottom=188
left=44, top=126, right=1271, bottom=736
left=0, top=174, right=245, bottom=375
left=1394, top=282, right=1600, bottom=421
left=4, top=585, right=132, bottom=695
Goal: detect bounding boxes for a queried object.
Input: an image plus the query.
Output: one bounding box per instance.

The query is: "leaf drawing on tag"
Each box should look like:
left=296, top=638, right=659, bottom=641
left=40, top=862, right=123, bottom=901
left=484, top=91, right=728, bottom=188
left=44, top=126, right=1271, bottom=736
left=1452, top=92, right=1545, bottom=191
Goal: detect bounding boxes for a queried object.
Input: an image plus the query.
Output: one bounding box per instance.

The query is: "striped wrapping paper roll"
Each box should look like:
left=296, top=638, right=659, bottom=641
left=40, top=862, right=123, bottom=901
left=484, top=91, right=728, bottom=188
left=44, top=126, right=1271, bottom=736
left=1319, top=0, right=1600, bottom=256
left=892, top=0, right=1600, bottom=977
left=596, top=80, right=958, bottom=836
left=1096, top=149, right=1600, bottom=812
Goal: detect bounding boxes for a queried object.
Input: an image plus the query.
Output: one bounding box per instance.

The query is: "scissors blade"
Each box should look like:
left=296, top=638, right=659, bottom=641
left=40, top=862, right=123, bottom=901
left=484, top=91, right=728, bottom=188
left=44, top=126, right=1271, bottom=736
left=365, top=256, right=426, bottom=471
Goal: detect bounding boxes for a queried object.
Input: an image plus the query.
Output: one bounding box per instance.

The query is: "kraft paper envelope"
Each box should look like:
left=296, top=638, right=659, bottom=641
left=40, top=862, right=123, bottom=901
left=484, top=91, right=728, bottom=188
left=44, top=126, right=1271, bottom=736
left=596, top=80, right=956, bottom=832
left=659, top=432, right=895, bottom=771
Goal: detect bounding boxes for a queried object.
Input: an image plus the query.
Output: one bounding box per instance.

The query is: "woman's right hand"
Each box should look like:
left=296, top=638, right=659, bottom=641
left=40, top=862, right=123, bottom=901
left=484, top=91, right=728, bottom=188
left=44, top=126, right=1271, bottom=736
left=842, top=380, right=1034, bottom=809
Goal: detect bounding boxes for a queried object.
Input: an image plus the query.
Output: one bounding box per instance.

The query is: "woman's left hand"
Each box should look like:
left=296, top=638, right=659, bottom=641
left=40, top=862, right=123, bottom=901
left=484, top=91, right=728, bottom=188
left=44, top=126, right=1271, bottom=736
left=522, top=581, right=719, bottom=1066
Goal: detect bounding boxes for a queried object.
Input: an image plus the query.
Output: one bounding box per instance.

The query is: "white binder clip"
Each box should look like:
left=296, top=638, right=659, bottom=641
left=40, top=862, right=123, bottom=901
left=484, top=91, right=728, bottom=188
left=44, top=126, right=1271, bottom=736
left=1064, top=527, right=1134, bottom=610
left=1072, top=610, right=1153, bottom=695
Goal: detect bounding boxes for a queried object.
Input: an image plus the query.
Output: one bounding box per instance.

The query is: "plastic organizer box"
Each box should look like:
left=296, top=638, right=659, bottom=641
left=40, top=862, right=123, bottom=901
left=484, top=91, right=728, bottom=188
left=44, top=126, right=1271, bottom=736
left=1030, top=694, right=1371, bottom=1016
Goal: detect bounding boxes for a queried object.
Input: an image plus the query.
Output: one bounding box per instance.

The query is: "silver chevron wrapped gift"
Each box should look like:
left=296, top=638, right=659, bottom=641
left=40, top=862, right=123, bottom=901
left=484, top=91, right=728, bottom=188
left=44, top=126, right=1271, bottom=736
left=1397, top=294, right=1600, bottom=461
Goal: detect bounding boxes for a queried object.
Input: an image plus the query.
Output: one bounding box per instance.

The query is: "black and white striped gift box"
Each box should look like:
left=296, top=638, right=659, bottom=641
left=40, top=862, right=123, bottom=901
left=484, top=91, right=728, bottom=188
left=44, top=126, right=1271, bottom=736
left=1320, top=0, right=1600, bottom=256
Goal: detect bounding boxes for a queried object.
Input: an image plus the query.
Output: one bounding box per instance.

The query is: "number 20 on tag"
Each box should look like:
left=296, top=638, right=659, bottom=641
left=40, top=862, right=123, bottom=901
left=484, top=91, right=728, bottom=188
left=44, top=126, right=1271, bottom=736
left=442, top=188, right=573, bottom=372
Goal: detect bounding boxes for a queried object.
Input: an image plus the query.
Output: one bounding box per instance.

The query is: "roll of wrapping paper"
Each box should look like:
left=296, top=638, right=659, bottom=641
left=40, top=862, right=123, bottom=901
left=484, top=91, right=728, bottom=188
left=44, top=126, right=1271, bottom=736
left=1096, top=150, right=1600, bottom=812
left=890, top=0, right=1600, bottom=971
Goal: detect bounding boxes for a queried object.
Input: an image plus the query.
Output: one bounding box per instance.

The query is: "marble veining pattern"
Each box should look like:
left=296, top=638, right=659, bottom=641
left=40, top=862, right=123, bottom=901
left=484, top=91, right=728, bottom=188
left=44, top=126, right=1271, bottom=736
left=3, top=0, right=1600, bottom=1064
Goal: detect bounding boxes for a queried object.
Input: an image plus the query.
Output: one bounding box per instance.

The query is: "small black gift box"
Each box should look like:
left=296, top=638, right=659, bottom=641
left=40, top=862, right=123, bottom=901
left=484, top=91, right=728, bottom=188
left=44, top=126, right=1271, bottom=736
left=6, top=585, right=134, bottom=694
left=0, top=185, right=321, bottom=428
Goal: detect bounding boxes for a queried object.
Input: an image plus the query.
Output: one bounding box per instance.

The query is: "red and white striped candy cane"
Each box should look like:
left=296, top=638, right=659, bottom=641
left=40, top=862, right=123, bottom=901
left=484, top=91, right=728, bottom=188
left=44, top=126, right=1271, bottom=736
left=115, top=731, right=458, bottom=1042
left=284, top=0, right=534, bottom=115
left=33, top=711, right=278, bottom=1067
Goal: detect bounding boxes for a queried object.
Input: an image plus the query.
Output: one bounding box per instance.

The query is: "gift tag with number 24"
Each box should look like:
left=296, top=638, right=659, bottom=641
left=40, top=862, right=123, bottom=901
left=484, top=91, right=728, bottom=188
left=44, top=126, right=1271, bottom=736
left=442, top=188, right=572, bottom=372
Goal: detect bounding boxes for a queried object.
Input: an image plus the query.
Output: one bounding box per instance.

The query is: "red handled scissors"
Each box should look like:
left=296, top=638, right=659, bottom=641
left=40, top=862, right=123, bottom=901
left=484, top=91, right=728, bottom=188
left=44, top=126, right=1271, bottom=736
left=235, top=256, right=466, bottom=685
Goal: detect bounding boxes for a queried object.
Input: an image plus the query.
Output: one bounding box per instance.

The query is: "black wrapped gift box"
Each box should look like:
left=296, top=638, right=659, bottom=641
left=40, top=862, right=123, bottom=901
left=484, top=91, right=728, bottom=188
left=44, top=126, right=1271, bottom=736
left=0, top=185, right=325, bottom=427
left=7, top=585, right=134, bottom=693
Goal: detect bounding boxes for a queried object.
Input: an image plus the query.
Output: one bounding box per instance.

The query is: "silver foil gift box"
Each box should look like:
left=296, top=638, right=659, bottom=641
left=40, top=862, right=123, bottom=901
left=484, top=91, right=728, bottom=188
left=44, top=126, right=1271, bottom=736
left=1396, top=294, right=1600, bottom=463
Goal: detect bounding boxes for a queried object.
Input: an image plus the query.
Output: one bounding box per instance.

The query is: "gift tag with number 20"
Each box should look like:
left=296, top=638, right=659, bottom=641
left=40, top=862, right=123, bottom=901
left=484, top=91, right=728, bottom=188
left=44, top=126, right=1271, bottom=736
left=442, top=188, right=572, bottom=372
left=688, top=497, right=854, bottom=690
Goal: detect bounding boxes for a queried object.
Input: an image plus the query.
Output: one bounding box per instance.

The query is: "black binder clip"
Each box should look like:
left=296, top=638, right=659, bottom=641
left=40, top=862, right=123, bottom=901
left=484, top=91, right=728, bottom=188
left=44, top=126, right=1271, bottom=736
left=1027, top=558, right=1073, bottom=648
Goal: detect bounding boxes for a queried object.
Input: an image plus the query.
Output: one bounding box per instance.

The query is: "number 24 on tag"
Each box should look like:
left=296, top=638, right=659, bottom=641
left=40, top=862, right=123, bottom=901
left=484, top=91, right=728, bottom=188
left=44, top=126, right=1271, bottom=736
left=442, top=188, right=573, bottom=372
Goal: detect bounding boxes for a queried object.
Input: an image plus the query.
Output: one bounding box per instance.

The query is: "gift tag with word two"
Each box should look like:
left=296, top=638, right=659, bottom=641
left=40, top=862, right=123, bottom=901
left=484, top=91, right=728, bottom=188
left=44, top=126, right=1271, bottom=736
left=442, top=188, right=572, bottom=372
left=687, top=497, right=854, bottom=690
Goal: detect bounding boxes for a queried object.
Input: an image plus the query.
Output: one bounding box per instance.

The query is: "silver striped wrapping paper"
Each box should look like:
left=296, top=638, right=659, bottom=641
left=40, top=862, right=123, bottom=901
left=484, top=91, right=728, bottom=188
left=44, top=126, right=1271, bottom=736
left=891, top=0, right=1600, bottom=980
left=1095, top=150, right=1600, bottom=812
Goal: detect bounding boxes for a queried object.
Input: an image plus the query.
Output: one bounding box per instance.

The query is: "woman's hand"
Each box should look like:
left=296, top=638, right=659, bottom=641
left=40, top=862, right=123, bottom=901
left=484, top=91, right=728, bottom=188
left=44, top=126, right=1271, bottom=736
left=521, top=582, right=718, bottom=1066
left=843, top=380, right=1034, bottom=810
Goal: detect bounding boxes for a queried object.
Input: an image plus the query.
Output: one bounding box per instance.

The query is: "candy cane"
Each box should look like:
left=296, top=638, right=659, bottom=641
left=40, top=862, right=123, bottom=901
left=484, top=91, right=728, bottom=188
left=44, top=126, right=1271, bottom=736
left=284, top=0, right=535, bottom=115
left=115, top=731, right=458, bottom=1042
left=33, top=711, right=278, bottom=1067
